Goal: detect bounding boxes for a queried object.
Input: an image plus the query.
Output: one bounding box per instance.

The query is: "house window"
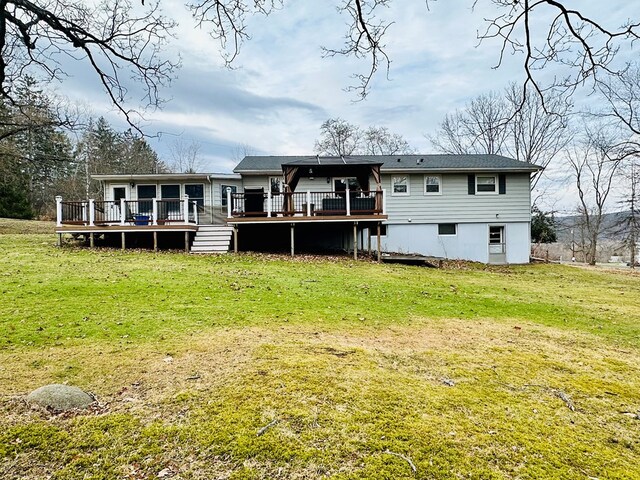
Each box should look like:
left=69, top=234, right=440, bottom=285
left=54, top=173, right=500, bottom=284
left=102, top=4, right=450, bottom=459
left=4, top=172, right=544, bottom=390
left=160, top=184, right=180, bottom=199
left=489, top=225, right=505, bottom=254
left=185, top=184, right=205, bottom=210
left=221, top=185, right=237, bottom=206
left=392, top=176, right=410, bottom=196
left=270, top=177, right=284, bottom=194
left=137, top=184, right=156, bottom=214
left=424, top=175, right=441, bottom=195
left=476, top=175, right=497, bottom=194
left=438, top=223, right=457, bottom=235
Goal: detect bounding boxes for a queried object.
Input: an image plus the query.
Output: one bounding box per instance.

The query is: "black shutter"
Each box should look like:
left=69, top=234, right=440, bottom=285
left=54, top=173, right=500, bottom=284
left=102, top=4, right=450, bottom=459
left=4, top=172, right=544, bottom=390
left=498, top=174, right=506, bottom=194
left=468, top=175, right=475, bottom=195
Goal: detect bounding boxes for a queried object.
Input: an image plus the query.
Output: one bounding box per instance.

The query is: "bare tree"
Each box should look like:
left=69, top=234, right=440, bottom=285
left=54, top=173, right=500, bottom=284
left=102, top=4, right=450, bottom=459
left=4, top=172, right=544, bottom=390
left=1, top=0, right=177, bottom=134
left=314, top=118, right=414, bottom=156
left=504, top=83, right=571, bottom=189
left=429, top=91, right=509, bottom=155
left=479, top=0, right=640, bottom=113
left=613, top=158, right=640, bottom=267
left=314, top=118, right=362, bottom=156
left=362, top=125, right=414, bottom=155
left=169, top=139, right=202, bottom=173
left=188, top=1, right=639, bottom=103
left=568, top=124, right=624, bottom=265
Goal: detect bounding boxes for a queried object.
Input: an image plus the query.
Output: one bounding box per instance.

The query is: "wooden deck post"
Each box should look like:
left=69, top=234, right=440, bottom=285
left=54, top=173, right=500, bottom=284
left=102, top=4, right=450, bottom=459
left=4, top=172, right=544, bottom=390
left=267, top=190, right=272, bottom=217
left=184, top=231, right=190, bottom=253
left=227, top=188, right=233, bottom=218
left=353, top=222, right=358, bottom=260
left=233, top=226, right=238, bottom=253
left=153, top=231, right=158, bottom=252
left=121, top=232, right=126, bottom=250
left=376, top=222, right=382, bottom=262
left=290, top=223, right=295, bottom=257
left=152, top=198, right=158, bottom=225
left=346, top=185, right=351, bottom=216
left=89, top=232, right=95, bottom=248
left=183, top=195, right=190, bottom=225
left=57, top=233, right=62, bottom=247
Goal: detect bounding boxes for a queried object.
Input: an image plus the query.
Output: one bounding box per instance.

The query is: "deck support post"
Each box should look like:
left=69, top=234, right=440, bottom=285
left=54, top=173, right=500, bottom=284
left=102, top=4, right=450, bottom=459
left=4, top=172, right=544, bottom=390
left=89, top=233, right=95, bottom=248
left=377, top=222, right=381, bottom=262
left=290, top=223, right=295, bottom=257
left=57, top=233, right=62, bottom=247
left=306, top=191, right=312, bottom=217
left=153, top=231, right=158, bottom=252
left=183, top=195, right=190, bottom=225
left=233, top=226, right=238, bottom=253
left=184, top=231, right=190, bottom=253
left=121, top=232, right=126, bottom=251
left=367, top=228, right=372, bottom=255
left=267, top=190, right=272, bottom=217
left=152, top=198, right=158, bottom=225
left=55, top=196, right=63, bottom=227
left=227, top=188, right=233, bottom=218
left=353, top=222, right=358, bottom=260
left=382, top=189, right=387, bottom=215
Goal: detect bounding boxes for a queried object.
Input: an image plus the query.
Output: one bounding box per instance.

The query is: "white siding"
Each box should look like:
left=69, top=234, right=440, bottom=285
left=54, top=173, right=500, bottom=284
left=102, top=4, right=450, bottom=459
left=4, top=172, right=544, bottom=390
left=382, top=222, right=531, bottom=263
left=383, top=173, right=531, bottom=223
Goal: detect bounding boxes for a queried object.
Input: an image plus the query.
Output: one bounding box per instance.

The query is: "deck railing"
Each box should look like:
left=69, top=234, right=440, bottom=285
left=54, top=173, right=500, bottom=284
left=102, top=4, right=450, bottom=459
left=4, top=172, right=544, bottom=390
left=227, top=188, right=386, bottom=218
left=56, top=196, right=200, bottom=227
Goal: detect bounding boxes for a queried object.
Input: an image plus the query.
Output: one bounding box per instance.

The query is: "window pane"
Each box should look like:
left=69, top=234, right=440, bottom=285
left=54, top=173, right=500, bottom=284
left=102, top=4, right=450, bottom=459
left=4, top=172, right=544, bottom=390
left=137, top=185, right=156, bottom=199
left=489, top=226, right=503, bottom=244
left=438, top=223, right=456, bottom=235
left=477, top=176, right=496, bottom=192
left=270, top=177, right=282, bottom=194
left=221, top=185, right=237, bottom=206
left=425, top=176, right=440, bottom=193
left=185, top=184, right=204, bottom=198
left=161, top=184, right=180, bottom=199
left=393, top=177, right=408, bottom=193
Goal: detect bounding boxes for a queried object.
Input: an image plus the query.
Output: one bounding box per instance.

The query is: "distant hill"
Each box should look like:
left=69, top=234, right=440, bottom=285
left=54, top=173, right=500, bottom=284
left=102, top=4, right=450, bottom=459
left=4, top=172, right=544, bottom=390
left=554, top=210, right=633, bottom=242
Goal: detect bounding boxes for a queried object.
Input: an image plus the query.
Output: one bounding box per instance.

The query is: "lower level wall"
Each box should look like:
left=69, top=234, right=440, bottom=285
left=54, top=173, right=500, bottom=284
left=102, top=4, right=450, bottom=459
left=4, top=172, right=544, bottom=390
left=381, top=222, right=531, bottom=264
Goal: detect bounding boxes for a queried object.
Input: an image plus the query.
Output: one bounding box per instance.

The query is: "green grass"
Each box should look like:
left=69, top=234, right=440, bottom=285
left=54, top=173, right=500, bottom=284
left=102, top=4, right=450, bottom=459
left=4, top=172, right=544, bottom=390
left=1, top=229, right=640, bottom=479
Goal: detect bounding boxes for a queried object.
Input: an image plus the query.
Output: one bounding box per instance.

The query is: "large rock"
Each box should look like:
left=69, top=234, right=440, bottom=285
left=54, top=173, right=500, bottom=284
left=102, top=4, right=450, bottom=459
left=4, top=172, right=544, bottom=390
left=26, top=384, right=94, bottom=411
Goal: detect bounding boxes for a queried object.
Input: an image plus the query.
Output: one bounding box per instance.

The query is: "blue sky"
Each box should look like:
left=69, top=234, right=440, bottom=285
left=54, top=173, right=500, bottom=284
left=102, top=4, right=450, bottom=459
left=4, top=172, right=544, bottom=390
left=57, top=0, right=636, bottom=204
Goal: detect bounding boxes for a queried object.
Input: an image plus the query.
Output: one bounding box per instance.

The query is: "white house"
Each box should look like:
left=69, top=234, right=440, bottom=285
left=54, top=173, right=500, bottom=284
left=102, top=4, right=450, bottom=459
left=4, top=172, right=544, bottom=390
left=55, top=154, right=540, bottom=263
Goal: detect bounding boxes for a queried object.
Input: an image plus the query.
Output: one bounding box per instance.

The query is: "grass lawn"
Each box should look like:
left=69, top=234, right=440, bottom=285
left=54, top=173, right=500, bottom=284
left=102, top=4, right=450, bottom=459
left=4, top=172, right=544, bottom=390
left=1, top=222, right=640, bottom=479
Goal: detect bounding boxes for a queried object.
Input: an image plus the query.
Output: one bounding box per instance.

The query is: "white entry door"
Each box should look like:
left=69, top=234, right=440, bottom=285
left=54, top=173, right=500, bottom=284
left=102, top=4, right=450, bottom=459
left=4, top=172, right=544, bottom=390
left=488, top=225, right=506, bottom=263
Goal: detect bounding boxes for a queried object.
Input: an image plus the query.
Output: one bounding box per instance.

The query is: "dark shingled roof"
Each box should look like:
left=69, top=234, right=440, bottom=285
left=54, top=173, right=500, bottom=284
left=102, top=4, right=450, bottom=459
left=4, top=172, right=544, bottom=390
left=234, top=154, right=542, bottom=173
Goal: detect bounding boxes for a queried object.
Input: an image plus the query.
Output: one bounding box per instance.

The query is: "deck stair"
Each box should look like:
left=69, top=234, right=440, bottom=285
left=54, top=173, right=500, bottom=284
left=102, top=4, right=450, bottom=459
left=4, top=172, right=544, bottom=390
left=190, top=225, right=233, bottom=253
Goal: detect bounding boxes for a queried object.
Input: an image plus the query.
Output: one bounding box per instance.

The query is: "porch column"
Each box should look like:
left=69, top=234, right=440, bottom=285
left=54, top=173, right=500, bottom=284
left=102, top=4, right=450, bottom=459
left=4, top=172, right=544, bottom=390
left=120, top=198, right=126, bottom=225
left=88, top=199, right=95, bottom=226
left=346, top=185, right=351, bottom=216
left=227, top=188, right=232, bottom=218
left=377, top=222, right=382, bottom=262
left=290, top=223, right=295, bottom=257
left=183, top=195, right=190, bottom=225
left=353, top=222, right=358, bottom=260
left=267, top=190, right=272, bottom=217
left=152, top=198, right=158, bottom=225
left=55, top=196, right=62, bottom=227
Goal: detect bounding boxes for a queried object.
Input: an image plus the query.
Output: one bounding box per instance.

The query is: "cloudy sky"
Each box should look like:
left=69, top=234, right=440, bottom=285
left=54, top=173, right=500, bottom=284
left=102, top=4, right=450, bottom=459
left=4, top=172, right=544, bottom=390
left=58, top=0, right=636, bottom=210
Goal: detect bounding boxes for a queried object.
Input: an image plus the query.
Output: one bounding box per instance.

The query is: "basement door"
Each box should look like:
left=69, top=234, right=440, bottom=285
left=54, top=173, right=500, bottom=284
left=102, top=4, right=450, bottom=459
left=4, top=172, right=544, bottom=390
left=488, top=225, right=506, bottom=264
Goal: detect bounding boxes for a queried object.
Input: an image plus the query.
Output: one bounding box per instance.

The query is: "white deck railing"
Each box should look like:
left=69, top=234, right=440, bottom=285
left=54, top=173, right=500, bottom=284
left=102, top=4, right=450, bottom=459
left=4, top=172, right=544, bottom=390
left=56, top=196, right=200, bottom=227
left=226, top=188, right=387, bottom=218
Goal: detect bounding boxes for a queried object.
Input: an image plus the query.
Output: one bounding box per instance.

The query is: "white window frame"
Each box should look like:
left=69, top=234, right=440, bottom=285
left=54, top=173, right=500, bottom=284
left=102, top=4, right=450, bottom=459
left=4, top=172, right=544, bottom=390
left=476, top=175, right=498, bottom=195
left=437, top=223, right=457, bottom=236
left=423, top=174, right=442, bottom=196
left=391, top=175, right=410, bottom=196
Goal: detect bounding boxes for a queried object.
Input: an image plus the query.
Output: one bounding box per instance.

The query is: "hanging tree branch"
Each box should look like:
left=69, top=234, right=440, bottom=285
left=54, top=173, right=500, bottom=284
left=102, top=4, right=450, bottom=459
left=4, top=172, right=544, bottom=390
left=0, top=0, right=178, bottom=135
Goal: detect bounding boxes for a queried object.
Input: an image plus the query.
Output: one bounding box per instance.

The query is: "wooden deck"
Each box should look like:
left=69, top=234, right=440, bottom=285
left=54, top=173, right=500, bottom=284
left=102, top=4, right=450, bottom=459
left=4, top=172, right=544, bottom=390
left=226, top=214, right=387, bottom=225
